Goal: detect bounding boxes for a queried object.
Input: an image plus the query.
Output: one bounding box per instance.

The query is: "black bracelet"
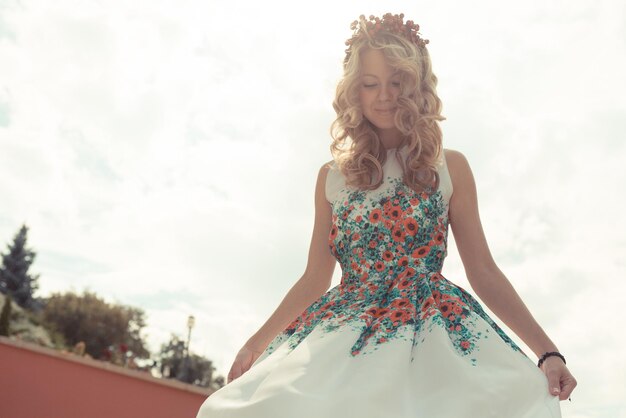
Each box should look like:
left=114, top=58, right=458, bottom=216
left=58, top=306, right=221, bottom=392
left=537, top=351, right=566, bottom=368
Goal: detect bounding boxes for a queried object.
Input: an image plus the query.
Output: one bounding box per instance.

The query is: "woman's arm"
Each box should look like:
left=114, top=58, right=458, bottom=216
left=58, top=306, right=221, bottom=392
left=244, top=162, right=337, bottom=352
left=445, top=149, right=559, bottom=358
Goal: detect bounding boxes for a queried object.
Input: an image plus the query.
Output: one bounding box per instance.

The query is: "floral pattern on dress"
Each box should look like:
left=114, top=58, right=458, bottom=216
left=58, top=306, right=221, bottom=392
left=262, top=174, right=526, bottom=366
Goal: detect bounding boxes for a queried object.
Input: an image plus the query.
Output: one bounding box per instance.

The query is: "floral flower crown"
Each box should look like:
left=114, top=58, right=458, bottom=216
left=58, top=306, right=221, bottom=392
left=344, top=13, right=430, bottom=64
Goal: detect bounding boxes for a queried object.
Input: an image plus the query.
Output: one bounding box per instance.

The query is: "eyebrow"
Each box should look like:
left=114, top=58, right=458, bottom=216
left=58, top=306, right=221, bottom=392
left=361, top=72, right=401, bottom=78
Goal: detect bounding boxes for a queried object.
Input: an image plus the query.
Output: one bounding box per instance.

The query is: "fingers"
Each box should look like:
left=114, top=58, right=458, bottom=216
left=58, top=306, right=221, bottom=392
left=228, top=362, right=242, bottom=384
left=544, top=363, right=577, bottom=401
left=226, top=349, right=263, bottom=385
left=546, top=369, right=561, bottom=398
left=549, top=385, right=561, bottom=397
left=246, top=354, right=259, bottom=371
left=559, top=375, right=578, bottom=401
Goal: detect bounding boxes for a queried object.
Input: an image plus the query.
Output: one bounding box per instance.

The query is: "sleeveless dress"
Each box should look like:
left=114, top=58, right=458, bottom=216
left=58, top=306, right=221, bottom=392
left=195, top=145, right=562, bottom=418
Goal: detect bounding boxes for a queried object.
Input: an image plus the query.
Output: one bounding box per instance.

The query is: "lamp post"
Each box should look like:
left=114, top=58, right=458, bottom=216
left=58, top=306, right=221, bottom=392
left=186, top=315, right=195, bottom=359
left=178, top=315, right=195, bottom=382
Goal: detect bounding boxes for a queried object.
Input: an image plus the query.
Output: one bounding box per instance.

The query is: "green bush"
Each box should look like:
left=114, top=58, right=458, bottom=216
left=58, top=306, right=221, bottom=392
left=0, top=294, right=11, bottom=336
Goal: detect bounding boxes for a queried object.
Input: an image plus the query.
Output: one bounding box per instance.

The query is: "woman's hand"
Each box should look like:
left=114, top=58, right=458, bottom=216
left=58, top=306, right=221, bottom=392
left=226, top=343, right=265, bottom=384
left=540, top=356, right=577, bottom=401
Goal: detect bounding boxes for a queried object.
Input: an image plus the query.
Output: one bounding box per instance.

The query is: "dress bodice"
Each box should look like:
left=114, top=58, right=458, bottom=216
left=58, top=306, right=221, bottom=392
left=325, top=146, right=454, bottom=285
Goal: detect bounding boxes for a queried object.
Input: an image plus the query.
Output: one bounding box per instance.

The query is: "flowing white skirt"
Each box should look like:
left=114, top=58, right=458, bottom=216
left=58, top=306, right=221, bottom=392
left=196, top=312, right=561, bottom=418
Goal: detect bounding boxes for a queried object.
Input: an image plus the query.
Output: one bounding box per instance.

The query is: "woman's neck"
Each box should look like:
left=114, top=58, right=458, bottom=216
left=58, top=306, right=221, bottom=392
left=378, top=129, right=405, bottom=150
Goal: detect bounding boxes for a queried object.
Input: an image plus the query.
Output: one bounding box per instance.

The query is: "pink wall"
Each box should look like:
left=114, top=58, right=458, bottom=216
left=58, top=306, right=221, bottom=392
left=0, top=336, right=214, bottom=418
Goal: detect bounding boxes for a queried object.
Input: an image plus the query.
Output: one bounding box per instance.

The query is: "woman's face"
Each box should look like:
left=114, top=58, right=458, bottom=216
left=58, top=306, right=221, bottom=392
left=358, top=48, right=402, bottom=139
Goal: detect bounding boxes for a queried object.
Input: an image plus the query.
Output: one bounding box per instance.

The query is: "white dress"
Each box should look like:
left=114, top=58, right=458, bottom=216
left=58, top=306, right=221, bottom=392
left=196, top=145, right=562, bottom=418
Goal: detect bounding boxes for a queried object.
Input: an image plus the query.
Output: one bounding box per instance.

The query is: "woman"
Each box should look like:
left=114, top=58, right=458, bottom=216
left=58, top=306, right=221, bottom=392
left=196, top=13, right=577, bottom=417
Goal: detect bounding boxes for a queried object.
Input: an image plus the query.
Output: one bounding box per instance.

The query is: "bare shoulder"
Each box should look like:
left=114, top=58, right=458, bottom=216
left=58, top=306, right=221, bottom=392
left=318, top=160, right=334, bottom=178
left=443, top=148, right=471, bottom=187
left=315, top=160, right=335, bottom=202
left=443, top=148, right=468, bottom=169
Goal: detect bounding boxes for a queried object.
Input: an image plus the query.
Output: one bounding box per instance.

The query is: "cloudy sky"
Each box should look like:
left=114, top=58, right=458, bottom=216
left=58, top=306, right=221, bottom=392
left=1, top=0, right=624, bottom=416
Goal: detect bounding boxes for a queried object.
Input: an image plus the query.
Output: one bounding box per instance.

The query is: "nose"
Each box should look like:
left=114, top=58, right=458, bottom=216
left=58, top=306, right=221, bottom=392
left=377, top=84, right=392, bottom=102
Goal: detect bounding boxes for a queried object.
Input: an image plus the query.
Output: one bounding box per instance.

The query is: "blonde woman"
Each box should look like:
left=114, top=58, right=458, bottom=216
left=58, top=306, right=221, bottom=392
left=196, top=13, right=577, bottom=417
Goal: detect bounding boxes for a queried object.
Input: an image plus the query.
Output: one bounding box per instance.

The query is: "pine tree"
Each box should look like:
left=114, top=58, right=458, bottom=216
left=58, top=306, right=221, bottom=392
left=0, top=224, right=40, bottom=309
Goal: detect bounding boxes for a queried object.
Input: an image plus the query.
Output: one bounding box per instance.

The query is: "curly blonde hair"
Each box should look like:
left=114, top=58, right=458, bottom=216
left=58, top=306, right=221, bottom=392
left=330, top=27, right=446, bottom=194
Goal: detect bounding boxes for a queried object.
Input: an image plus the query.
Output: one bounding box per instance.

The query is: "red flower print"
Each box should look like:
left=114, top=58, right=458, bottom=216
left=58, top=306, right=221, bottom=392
left=439, top=301, right=454, bottom=319
left=369, top=209, right=383, bottom=223
left=366, top=307, right=389, bottom=318
left=403, top=217, right=419, bottom=236
left=374, top=261, right=385, bottom=271
left=322, top=301, right=335, bottom=310
left=367, top=282, right=379, bottom=293
left=397, top=256, right=409, bottom=267
left=389, top=205, right=403, bottom=220
left=388, top=309, right=411, bottom=325
left=391, top=226, right=406, bottom=242
left=460, top=340, right=471, bottom=350
left=329, top=225, right=338, bottom=240
left=383, top=250, right=393, bottom=261
left=412, top=246, right=430, bottom=258
left=390, top=297, right=411, bottom=309
left=434, top=231, right=445, bottom=244
left=422, top=297, right=434, bottom=312
left=398, top=278, right=411, bottom=290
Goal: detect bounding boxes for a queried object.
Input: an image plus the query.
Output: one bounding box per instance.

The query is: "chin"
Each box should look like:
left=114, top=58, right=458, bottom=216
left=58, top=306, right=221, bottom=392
left=371, top=122, right=397, bottom=132
left=364, top=115, right=394, bottom=130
